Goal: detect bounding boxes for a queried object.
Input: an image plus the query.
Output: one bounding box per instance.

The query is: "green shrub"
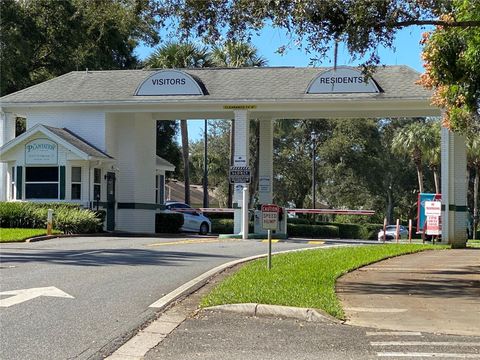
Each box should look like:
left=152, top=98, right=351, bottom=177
left=288, top=224, right=339, bottom=238
left=0, top=202, right=101, bottom=233
left=206, top=212, right=234, bottom=220
left=155, top=212, right=184, bottom=233
left=211, top=219, right=234, bottom=234
left=287, top=217, right=313, bottom=225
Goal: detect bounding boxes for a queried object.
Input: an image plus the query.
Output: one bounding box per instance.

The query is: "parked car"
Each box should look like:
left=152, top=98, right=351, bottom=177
left=164, top=201, right=211, bottom=235
left=378, top=225, right=409, bottom=241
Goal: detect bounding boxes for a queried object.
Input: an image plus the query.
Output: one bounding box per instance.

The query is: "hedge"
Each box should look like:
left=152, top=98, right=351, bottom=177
left=287, top=224, right=339, bottom=238
left=0, top=202, right=102, bottom=233
left=155, top=213, right=184, bottom=233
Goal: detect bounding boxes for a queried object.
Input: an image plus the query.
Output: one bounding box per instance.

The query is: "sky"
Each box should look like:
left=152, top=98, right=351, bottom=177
left=135, top=25, right=431, bottom=141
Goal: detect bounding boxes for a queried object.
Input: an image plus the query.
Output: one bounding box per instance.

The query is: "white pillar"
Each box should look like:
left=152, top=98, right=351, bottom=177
left=258, top=119, right=273, bottom=204
left=441, top=127, right=467, bottom=248
left=115, top=113, right=157, bottom=233
left=0, top=111, right=16, bottom=201
left=233, top=110, right=250, bottom=234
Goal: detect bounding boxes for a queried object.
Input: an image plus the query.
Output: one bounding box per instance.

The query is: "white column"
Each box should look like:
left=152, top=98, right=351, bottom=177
left=115, top=113, right=157, bottom=233
left=233, top=110, right=250, bottom=234
left=258, top=119, right=273, bottom=204
left=441, top=127, right=467, bottom=248
left=0, top=111, right=16, bottom=201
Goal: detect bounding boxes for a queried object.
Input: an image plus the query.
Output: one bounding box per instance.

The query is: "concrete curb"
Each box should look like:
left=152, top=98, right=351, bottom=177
left=204, top=303, right=343, bottom=324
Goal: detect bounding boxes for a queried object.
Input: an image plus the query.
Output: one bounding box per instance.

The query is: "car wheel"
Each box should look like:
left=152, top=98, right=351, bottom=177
left=199, top=222, right=209, bottom=235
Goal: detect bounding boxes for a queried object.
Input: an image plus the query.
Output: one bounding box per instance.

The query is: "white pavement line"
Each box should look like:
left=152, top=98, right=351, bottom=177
left=366, top=332, right=422, bottom=336
left=345, top=307, right=407, bottom=313
left=67, top=250, right=102, bottom=257
left=148, top=244, right=344, bottom=308
left=377, top=352, right=480, bottom=358
left=371, top=342, right=480, bottom=347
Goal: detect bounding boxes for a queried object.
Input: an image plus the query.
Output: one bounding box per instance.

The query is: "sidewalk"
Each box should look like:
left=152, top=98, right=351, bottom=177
left=337, top=249, right=480, bottom=336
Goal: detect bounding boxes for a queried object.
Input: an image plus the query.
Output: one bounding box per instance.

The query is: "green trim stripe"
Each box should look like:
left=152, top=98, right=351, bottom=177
left=117, top=203, right=164, bottom=210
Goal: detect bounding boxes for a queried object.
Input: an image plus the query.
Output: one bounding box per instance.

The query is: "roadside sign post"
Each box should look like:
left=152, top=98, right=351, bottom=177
left=47, top=209, right=53, bottom=235
left=408, top=219, right=412, bottom=243
left=396, top=218, right=400, bottom=243
left=383, top=217, right=387, bottom=243
left=262, top=204, right=279, bottom=270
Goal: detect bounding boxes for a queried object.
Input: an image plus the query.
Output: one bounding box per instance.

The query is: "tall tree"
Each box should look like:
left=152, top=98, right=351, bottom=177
left=0, top=0, right=159, bottom=95
left=156, top=120, right=182, bottom=178
left=145, top=42, right=214, bottom=204
left=391, top=121, right=435, bottom=194
left=419, top=1, right=480, bottom=134
left=422, top=121, right=441, bottom=193
left=467, top=134, right=480, bottom=238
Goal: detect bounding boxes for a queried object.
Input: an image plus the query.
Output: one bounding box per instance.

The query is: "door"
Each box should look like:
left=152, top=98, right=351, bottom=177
left=106, top=172, right=116, bottom=231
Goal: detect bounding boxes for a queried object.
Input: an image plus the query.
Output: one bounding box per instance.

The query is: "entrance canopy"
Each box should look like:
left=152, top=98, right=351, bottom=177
left=0, top=66, right=439, bottom=119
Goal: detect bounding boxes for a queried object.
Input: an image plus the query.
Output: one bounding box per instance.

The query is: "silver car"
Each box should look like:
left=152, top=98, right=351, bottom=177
left=378, top=225, right=409, bottom=241
left=165, top=201, right=211, bottom=235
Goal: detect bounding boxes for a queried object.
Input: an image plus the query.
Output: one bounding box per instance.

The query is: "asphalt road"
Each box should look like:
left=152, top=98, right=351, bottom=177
left=0, top=235, right=329, bottom=360
left=146, top=310, right=480, bottom=360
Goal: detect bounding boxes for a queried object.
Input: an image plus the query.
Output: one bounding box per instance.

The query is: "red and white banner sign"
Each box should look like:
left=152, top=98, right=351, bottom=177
left=426, top=216, right=441, bottom=235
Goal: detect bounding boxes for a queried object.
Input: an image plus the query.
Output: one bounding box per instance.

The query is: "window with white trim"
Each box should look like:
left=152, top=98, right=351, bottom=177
left=25, top=167, right=59, bottom=199
left=71, top=166, right=82, bottom=200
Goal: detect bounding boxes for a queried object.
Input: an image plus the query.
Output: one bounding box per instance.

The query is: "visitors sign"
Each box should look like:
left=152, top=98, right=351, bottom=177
left=229, top=166, right=251, bottom=184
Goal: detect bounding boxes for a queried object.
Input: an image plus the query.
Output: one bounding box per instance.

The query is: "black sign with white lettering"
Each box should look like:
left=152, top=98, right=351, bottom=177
left=229, top=166, right=251, bottom=184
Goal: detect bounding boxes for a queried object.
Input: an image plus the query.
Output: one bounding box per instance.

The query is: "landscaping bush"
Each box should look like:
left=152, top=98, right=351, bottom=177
left=211, top=219, right=234, bottom=234
left=155, top=212, right=184, bottom=233
left=0, top=202, right=101, bottom=233
left=287, top=217, right=313, bottom=225
left=288, top=224, right=339, bottom=238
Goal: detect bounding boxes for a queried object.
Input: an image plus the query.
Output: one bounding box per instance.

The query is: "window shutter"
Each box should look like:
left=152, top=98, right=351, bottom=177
left=60, top=166, right=66, bottom=199
left=16, top=166, right=22, bottom=199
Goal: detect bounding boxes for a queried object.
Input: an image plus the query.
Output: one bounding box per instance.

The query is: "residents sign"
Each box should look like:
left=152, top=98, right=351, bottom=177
left=307, top=67, right=380, bottom=94
left=262, top=204, right=279, bottom=231
left=229, top=166, right=251, bottom=184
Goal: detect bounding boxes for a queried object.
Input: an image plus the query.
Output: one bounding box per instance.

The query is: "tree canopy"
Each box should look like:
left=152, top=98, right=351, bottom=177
left=0, top=0, right=158, bottom=95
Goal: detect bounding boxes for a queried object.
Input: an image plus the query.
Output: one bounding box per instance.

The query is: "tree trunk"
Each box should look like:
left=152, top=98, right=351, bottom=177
left=474, top=166, right=479, bottom=240
left=227, top=119, right=235, bottom=208
left=249, top=120, right=260, bottom=208
left=386, top=187, right=394, bottom=224
left=416, top=165, right=424, bottom=193
left=180, top=119, right=190, bottom=205
left=433, top=167, right=440, bottom=194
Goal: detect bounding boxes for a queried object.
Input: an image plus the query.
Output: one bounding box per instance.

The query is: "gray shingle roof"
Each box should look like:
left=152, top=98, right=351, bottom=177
left=0, top=66, right=431, bottom=105
left=43, top=125, right=113, bottom=159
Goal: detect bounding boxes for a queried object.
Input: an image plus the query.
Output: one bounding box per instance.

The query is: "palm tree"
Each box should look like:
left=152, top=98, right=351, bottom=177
left=391, top=121, right=434, bottom=194
left=145, top=42, right=213, bottom=204
left=211, top=41, right=267, bottom=207
left=422, top=121, right=441, bottom=193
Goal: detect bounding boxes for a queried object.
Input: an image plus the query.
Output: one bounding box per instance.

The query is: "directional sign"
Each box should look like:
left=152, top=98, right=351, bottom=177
left=229, top=166, right=251, bottom=184
left=262, top=204, right=279, bottom=231
left=0, top=286, right=74, bottom=307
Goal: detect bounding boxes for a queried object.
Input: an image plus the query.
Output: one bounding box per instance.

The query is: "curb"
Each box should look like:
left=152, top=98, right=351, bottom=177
left=204, top=303, right=343, bottom=324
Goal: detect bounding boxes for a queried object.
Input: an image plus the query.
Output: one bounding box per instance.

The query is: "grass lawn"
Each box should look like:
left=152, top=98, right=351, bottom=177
left=0, top=228, right=62, bottom=243
left=201, top=244, right=447, bottom=319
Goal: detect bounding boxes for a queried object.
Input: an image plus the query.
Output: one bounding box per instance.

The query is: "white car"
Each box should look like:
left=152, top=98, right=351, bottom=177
left=164, top=201, right=211, bottom=235
left=378, top=225, right=409, bottom=241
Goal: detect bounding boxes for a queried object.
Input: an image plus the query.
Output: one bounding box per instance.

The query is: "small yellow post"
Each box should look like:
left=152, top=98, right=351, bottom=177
left=47, top=209, right=53, bottom=235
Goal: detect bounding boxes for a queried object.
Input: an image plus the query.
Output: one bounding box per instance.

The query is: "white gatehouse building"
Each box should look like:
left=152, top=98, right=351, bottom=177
left=0, top=66, right=468, bottom=246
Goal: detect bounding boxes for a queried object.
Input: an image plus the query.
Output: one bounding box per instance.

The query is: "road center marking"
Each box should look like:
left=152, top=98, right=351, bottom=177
left=366, top=332, right=422, bottom=336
